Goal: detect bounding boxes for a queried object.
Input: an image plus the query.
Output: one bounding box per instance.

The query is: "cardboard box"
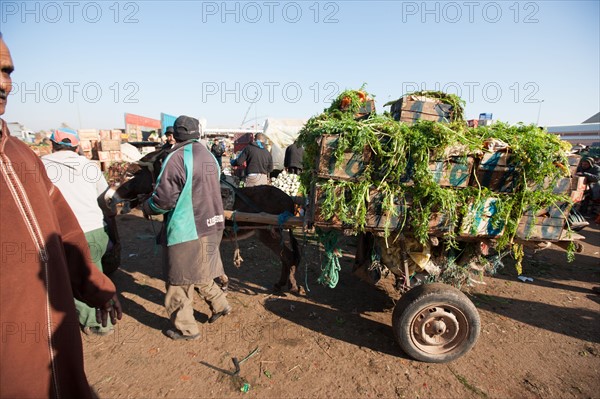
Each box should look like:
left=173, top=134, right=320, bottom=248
left=571, top=176, right=586, bottom=191
left=110, top=151, right=122, bottom=162
left=100, top=140, right=121, bottom=151
left=516, top=215, right=565, bottom=241
left=99, top=130, right=111, bottom=140
left=459, top=198, right=506, bottom=238
left=80, top=140, right=92, bottom=152
left=110, top=129, right=122, bottom=140
left=97, top=151, right=110, bottom=162
left=77, top=129, right=99, bottom=141
left=316, top=135, right=372, bottom=181
left=389, top=95, right=453, bottom=124
left=570, top=189, right=585, bottom=203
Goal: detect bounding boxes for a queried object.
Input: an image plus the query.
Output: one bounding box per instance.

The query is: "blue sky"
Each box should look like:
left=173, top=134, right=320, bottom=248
left=2, top=0, right=599, bottom=131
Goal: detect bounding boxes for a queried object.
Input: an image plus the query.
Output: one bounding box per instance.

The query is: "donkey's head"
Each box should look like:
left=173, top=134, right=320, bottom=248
left=103, top=149, right=167, bottom=213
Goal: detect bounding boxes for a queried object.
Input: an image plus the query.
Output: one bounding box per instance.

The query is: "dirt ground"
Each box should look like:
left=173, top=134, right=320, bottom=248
left=83, top=209, right=600, bottom=399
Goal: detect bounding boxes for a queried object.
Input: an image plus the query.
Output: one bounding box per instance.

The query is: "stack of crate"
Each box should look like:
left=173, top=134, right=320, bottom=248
left=78, top=129, right=123, bottom=171
left=309, top=133, right=585, bottom=241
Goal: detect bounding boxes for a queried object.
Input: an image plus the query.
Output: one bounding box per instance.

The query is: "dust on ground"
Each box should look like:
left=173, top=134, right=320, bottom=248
left=83, top=209, right=600, bottom=398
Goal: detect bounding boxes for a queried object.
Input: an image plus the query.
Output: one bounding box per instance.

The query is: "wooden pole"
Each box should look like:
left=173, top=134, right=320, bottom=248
left=223, top=210, right=304, bottom=228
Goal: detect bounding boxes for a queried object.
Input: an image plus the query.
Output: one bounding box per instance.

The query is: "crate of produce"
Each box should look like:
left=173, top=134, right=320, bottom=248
left=516, top=215, right=566, bottom=241
left=316, top=135, right=372, bottom=181
left=308, top=182, right=344, bottom=228
left=365, top=190, right=452, bottom=234
left=471, top=151, right=518, bottom=192
left=459, top=198, right=506, bottom=238
left=428, top=156, right=474, bottom=188
left=388, top=95, right=452, bottom=124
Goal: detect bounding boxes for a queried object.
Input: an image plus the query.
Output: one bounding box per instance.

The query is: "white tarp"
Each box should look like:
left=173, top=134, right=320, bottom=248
left=262, top=118, right=307, bottom=170
left=120, top=142, right=143, bottom=162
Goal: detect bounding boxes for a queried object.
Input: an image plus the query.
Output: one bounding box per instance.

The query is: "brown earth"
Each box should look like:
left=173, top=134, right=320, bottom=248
left=83, top=209, right=600, bottom=399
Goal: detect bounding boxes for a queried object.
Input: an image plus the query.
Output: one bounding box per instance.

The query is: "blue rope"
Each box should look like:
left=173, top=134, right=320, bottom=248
left=277, top=211, right=294, bottom=227
left=317, top=229, right=342, bottom=288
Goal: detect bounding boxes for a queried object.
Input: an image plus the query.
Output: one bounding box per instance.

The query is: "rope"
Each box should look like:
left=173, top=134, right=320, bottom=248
left=316, top=229, right=342, bottom=288
left=302, top=228, right=310, bottom=293
left=231, top=211, right=244, bottom=267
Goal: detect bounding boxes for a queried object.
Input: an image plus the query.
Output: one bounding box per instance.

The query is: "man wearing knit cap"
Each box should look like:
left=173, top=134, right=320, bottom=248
left=142, top=115, right=231, bottom=340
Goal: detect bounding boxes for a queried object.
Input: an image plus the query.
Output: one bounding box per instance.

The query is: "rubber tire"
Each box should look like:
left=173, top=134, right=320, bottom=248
left=392, top=283, right=480, bottom=363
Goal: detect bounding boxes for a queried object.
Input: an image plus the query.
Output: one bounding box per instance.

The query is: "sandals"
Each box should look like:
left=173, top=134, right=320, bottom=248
left=165, top=329, right=200, bottom=341
left=209, top=306, right=232, bottom=324
left=82, top=326, right=114, bottom=337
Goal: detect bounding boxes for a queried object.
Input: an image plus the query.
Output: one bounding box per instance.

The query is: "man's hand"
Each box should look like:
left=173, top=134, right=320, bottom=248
left=139, top=194, right=155, bottom=220
left=95, top=294, right=123, bottom=327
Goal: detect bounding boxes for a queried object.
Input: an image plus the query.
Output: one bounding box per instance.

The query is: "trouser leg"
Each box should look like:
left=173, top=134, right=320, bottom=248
left=196, top=280, right=230, bottom=313
left=245, top=174, right=268, bottom=187
left=165, top=284, right=199, bottom=336
left=76, top=228, right=111, bottom=330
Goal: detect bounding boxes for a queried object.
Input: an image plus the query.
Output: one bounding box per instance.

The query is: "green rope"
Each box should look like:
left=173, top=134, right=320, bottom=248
left=316, top=229, right=342, bottom=288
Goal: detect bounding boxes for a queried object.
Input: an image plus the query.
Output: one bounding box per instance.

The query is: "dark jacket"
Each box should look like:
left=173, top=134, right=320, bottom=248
left=0, top=119, right=116, bottom=398
left=233, top=141, right=273, bottom=174
left=576, top=158, right=600, bottom=183
left=211, top=143, right=224, bottom=158
left=284, top=142, right=304, bottom=170
left=146, top=140, right=225, bottom=284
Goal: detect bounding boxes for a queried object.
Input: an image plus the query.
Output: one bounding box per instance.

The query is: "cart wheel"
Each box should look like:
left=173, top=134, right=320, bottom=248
left=392, top=283, right=480, bottom=363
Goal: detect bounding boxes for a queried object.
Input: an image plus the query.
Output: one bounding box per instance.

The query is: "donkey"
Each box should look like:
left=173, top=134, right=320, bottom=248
left=103, top=149, right=302, bottom=294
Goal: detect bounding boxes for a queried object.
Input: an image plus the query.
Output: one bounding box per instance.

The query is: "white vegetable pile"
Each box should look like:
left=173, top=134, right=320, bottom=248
left=271, top=171, right=301, bottom=196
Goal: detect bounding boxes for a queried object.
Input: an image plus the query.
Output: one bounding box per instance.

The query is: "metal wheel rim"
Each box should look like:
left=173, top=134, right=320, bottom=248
left=409, top=303, right=469, bottom=355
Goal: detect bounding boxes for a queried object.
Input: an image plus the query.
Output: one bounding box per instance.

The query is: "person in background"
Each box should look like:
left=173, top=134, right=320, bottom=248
left=42, top=128, right=115, bottom=336
left=284, top=139, right=305, bottom=175
left=576, top=156, right=600, bottom=215
left=211, top=138, right=225, bottom=169
left=0, top=32, right=122, bottom=399
left=161, top=126, right=176, bottom=150
left=230, top=132, right=273, bottom=187
left=142, top=115, right=231, bottom=341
